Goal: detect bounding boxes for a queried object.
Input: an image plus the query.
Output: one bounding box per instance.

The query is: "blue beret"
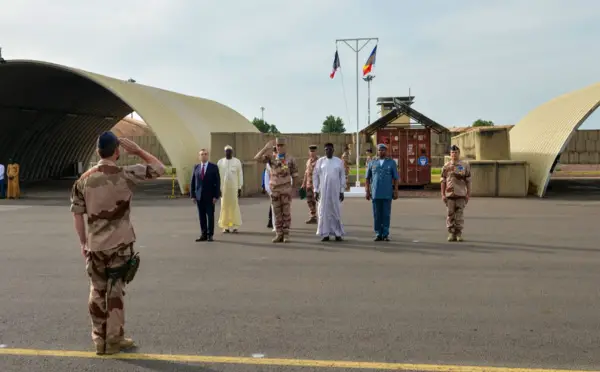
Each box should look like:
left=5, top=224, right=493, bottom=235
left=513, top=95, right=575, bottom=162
left=377, top=143, right=387, bottom=149
left=97, top=131, right=119, bottom=150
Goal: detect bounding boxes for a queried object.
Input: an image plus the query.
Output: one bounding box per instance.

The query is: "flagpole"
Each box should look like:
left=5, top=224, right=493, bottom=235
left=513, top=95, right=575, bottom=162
left=335, top=37, right=378, bottom=190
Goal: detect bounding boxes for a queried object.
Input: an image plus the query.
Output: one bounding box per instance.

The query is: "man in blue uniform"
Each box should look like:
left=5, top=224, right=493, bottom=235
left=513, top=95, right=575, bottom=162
left=365, top=143, right=399, bottom=241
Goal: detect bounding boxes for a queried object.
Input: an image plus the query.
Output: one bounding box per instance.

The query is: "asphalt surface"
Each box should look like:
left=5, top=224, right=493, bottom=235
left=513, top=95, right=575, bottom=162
left=1, top=179, right=600, bottom=371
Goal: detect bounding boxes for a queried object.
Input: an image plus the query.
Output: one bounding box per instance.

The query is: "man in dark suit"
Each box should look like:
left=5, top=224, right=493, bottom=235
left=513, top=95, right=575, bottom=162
left=190, top=149, right=221, bottom=242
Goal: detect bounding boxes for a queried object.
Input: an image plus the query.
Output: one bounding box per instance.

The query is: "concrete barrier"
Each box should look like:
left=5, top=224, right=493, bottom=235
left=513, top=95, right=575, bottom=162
left=441, top=159, right=529, bottom=197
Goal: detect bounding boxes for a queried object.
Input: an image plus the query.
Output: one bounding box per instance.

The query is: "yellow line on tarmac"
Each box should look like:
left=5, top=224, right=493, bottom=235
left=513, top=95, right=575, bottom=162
left=0, top=348, right=598, bottom=372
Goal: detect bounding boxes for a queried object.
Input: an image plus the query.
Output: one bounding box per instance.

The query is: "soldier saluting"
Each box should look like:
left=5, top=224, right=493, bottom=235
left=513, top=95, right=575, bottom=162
left=70, top=132, right=165, bottom=355
left=254, top=137, right=299, bottom=243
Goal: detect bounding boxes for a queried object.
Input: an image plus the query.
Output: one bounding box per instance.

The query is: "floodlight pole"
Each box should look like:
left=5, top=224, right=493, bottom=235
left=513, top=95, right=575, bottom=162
left=336, top=37, right=378, bottom=187
left=363, top=75, right=375, bottom=127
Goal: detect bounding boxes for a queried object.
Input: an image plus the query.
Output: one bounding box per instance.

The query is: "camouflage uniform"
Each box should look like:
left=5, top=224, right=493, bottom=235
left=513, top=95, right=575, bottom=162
left=303, top=156, right=318, bottom=223
left=70, top=159, right=164, bottom=353
left=6, top=163, right=20, bottom=199
left=441, top=160, right=471, bottom=239
left=261, top=153, right=298, bottom=242
left=341, top=151, right=350, bottom=190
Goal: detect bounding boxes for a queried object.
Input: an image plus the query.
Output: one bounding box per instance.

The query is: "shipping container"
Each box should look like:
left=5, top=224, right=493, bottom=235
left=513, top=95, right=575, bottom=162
left=376, top=127, right=431, bottom=186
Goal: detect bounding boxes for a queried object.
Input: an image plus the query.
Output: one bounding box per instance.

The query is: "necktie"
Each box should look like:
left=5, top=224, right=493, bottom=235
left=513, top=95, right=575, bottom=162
left=200, top=164, right=205, bottom=179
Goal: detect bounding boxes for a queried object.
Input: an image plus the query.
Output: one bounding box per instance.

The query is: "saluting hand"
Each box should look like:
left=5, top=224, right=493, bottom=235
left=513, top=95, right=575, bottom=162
left=119, top=138, right=142, bottom=155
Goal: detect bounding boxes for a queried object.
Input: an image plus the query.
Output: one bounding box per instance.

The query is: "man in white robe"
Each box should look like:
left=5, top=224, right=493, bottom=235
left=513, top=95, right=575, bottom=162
left=313, top=142, right=346, bottom=242
left=217, top=145, right=243, bottom=233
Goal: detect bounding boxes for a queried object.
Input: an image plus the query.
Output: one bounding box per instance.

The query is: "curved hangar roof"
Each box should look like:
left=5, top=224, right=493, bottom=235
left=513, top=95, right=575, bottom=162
left=510, top=82, right=600, bottom=197
left=0, top=59, right=258, bottom=191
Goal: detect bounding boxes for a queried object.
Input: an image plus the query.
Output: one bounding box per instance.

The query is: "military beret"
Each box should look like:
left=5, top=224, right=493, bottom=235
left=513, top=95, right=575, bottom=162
left=309, top=145, right=317, bottom=150
left=97, top=131, right=119, bottom=150
left=450, top=145, right=460, bottom=152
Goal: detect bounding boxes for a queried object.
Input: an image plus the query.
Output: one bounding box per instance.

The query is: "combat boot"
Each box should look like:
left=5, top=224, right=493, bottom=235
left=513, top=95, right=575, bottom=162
left=272, top=234, right=284, bottom=243
left=305, top=216, right=317, bottom=224
left=447, top=233, right=456, bottom=242
left=283, top=234, right=290, bottom=243
left=455, top=233, right=463, bottom=242
left=96, top=338, right=135, bottom=355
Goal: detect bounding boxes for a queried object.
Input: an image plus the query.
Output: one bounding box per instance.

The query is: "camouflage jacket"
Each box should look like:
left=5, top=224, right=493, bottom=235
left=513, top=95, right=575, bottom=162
left=70, top=159, right=165, bottom=251
left=441, top=160, right=472, bottom=198
left=341, top=152, right=350, bottom=171
left=303, top=157, right=318, bottom=189
left=261, top=153, right=298, bottom=196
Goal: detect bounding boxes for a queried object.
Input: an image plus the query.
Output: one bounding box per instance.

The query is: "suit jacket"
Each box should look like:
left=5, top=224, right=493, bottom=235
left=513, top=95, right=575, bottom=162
left=190, top=162, right=221, bottom=202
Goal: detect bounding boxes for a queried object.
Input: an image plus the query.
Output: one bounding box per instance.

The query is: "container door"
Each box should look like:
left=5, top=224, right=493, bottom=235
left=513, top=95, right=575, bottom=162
left=405, top=131, right=418, bottom=184
left=390, top=129, right=400, bottom=175
left=398, top=130, right=407, bottom=184
left=416, top=129, right=432, bottom=185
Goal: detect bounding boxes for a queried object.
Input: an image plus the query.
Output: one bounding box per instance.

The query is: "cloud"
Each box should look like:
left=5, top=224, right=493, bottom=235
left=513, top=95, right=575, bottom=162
left=1, top=0, right=599, bottom=133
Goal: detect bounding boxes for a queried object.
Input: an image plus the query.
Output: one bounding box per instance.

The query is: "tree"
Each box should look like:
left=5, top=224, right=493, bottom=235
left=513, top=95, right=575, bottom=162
left=472, top=119, right=494, bottom=127
left=252, top=118, right=280, bottom=134
left=321, top=115, right=346, bottom=133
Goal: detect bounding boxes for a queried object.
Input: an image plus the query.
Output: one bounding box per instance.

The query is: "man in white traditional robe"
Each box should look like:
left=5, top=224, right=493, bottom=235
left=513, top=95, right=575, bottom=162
left=313, top=142, right=346, bottom=242
left=217, top=145, right=243, bottom=233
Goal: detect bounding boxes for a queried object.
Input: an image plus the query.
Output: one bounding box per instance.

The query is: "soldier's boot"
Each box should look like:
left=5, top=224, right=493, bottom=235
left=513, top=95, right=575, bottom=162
left=455, top=233, right=463, bottom=242
left=305, top=216, right=317, bottom=224
left=447, top=233, right=456, bottom=242
left=96, top=338, right=136, bottom=355
left=283, top=234, right=290, bottom=243
left=272, top=234, right=284, bottom=243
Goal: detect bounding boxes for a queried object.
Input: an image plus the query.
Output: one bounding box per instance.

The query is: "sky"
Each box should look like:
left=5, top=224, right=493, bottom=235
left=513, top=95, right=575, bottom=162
left=1, top=0, right=600, bottom=132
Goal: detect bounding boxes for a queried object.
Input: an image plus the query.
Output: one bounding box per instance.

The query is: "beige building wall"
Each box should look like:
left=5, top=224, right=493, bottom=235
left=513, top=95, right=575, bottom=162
left=451, top=127, right=511, bottom=161
left=559, top=129, right=600, bottom=164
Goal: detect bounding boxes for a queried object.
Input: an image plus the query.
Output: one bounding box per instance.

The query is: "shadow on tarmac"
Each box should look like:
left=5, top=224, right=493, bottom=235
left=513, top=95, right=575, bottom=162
left=120, top=359, right=220, bottom=371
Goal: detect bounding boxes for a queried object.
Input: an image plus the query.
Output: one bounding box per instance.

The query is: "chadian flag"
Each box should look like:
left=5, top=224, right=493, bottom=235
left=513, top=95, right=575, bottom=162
left=362, top=45, right=377, bottom=76
left=329, top=50, right=341, bottom=79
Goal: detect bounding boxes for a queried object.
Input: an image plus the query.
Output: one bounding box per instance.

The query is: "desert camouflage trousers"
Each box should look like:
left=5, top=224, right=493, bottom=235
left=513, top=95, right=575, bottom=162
left=446, top=197, right=466, bottom=233
left=306, top=187, right=316, bottom=218
left=85, top=243, right=133, bottom=348
left=271, top=191, right=292, bottom=236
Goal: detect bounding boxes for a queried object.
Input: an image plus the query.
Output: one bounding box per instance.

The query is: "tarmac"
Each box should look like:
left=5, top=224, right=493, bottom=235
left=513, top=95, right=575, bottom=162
left=0, top=179, right=600, bottom=371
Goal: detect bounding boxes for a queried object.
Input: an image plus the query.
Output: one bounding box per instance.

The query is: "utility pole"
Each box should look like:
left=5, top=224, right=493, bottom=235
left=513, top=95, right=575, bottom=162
left=260, top=106, right=265, bottom=122
left=363, top=75, right=375, bottom=126
left=335, top=37, right=378, bottom=188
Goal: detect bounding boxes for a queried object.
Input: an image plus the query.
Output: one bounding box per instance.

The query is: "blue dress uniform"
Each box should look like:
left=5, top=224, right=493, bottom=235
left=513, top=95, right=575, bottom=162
left=366, top=153, right=399, bottom=239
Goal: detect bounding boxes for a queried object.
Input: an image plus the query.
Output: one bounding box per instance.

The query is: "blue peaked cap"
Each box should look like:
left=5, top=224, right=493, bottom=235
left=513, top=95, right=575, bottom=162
left=97, top=131, right=119, bottom=150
